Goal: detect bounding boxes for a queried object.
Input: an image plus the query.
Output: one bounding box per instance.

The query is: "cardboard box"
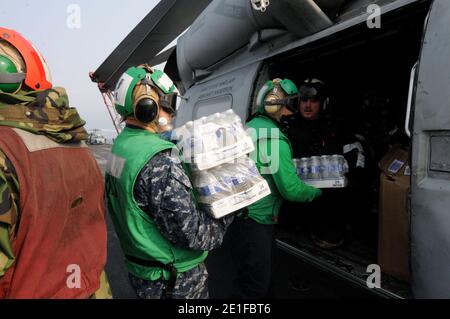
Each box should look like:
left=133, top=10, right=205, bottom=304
left=378, top=145, right=411, bottom=283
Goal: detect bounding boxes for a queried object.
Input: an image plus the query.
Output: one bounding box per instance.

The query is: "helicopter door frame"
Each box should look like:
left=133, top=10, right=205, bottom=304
left=410, top=0, right=450, bottom=298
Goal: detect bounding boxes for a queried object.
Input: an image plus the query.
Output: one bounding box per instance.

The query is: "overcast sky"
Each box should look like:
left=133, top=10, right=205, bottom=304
left=1, top=0, right=163, bottom=133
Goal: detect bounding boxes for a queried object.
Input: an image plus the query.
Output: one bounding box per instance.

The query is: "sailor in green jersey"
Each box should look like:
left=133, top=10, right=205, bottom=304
left=106, top=65, right=234, bottom=299
left=228, top=78, right=322, bottom=298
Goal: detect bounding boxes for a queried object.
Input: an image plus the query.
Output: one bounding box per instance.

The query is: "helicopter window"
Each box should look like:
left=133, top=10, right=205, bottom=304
left=193, top=94, right=233, bottom=120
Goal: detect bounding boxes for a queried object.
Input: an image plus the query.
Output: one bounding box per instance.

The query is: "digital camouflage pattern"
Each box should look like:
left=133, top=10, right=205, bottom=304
left=0, top=87, right=111, bottom=298
left=129, top=264, right=209, bottom=299
left=134, top=149, right=234, bottom=251
left=131, top=149, right=234, bottom=299
left=0, top=87, right=88, bottom=143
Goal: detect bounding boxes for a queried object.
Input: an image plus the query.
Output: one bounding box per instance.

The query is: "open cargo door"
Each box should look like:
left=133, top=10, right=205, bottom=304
left=410, top=0, right=450, bottom=298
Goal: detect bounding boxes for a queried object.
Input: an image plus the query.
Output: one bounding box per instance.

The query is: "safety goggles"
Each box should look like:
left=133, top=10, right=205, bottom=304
left=159, top=92, right=178, bottom=116
left=150, top=69, right=175, bottom=94
left=298, top=85, right=319, bottom=101
left=257, top=78, right=299, bottom=110
left=139, top=64, right=176, bottom=94
left=0, top=72, right=26, bottom=83
left=264, top=95, right=298, bottom=113
left=139, top=66, right=178, bottom=114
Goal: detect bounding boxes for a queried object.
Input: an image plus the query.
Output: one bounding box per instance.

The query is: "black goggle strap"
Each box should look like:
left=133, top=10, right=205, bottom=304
left=139, top=80, right=177, bottom=115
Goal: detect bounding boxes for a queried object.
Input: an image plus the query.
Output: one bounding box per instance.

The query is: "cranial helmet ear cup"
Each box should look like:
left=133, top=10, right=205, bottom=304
left=265, top=103, right=281, bottom=114
left=132, top=83, right=161, bottom=123
left=134, top=98, right=158, bottom=123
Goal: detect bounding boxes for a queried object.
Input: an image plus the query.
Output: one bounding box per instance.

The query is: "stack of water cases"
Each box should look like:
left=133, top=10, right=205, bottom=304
left=293, top=155, right=349, bottom=188
left=173, top=110, right=271, bottom=218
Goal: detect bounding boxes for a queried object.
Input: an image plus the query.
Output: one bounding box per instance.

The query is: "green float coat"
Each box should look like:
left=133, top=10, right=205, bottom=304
left=246, top=115, right=322, bottom=224
left=106, top=127, right=207, bottom=281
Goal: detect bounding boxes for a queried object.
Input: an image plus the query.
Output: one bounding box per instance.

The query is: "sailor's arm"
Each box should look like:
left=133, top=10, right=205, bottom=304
left=264, top=138, right=322, bottom=202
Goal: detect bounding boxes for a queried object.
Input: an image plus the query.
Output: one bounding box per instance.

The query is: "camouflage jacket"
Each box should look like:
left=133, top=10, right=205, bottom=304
left=0, top=149, right=18, bottom=278
left=0, top=88, right=88, bottom=143
left=132, top=149, right=234, bottom=298
left=0, top=87, right=111, bottom=298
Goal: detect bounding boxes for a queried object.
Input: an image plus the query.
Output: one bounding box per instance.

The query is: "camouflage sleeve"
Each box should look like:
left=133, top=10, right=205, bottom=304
left=0, top=149, right=19, bottom=278
left=133, top=150, right=234, bottom=251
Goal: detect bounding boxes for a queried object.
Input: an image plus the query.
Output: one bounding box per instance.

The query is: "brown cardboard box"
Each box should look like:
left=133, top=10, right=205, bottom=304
left=378, top=145, right=411, bottom=283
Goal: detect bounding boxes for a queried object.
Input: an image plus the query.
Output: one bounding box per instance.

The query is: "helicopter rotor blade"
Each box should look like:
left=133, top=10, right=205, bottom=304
left=148, top=46, right=176, bottom=67
left=91, top=0, right=211, bottom=90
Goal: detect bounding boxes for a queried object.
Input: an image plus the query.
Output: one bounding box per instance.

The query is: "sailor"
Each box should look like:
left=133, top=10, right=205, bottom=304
left=285, top=78, right=366, bottom=249
left=227, top=78, right=322, bottom=298
left=0, top=27, right=110, bottom=298
left=106, top=65, right=234, bottom=299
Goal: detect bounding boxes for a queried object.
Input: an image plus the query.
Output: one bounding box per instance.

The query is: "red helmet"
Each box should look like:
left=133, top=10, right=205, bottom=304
left=0, top=27, right=52, bottom=91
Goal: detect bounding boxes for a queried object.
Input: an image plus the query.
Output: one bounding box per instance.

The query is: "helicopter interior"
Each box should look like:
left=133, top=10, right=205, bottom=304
left=260, top=2, right=430, bottom=297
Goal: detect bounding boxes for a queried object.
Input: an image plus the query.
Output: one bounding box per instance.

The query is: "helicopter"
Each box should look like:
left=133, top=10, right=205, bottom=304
left=91, top=0, right=450, bottom=299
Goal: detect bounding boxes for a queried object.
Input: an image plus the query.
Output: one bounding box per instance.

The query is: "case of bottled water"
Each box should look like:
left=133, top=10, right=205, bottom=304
left=172, top=110, right=270, bottom=218
left=293, top=154, right=349, bottom=188
left=192, top=156, right=271, bottom=218
left=173, top=110, right=255, bottom=171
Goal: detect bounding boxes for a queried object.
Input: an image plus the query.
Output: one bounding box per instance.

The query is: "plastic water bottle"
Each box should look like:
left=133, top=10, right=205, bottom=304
left=194, top=170, right=224, bottom=204
left=299, top=158, right=309, bottom=180
left=221, top=158, right=257, bottom=194
left=224, top=109, right=245, bottom=141
left=186, top=121, right=204, bottom=158
left=213, top=165, right=234, bottom=195
left=207, top=112, right=220, bottom=124
left=211, top=112, right=234, bottom=148
left=224, top=109, right=238, bottom=122
left=199, top=116, right=208, bottom=125
left=176, top=122, right=191, bottom=160
left=320, top=155, right=332, bottom=179
left=244, top=157, right=260, bottom=178
left=309, top=156, right=322, bottom=180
